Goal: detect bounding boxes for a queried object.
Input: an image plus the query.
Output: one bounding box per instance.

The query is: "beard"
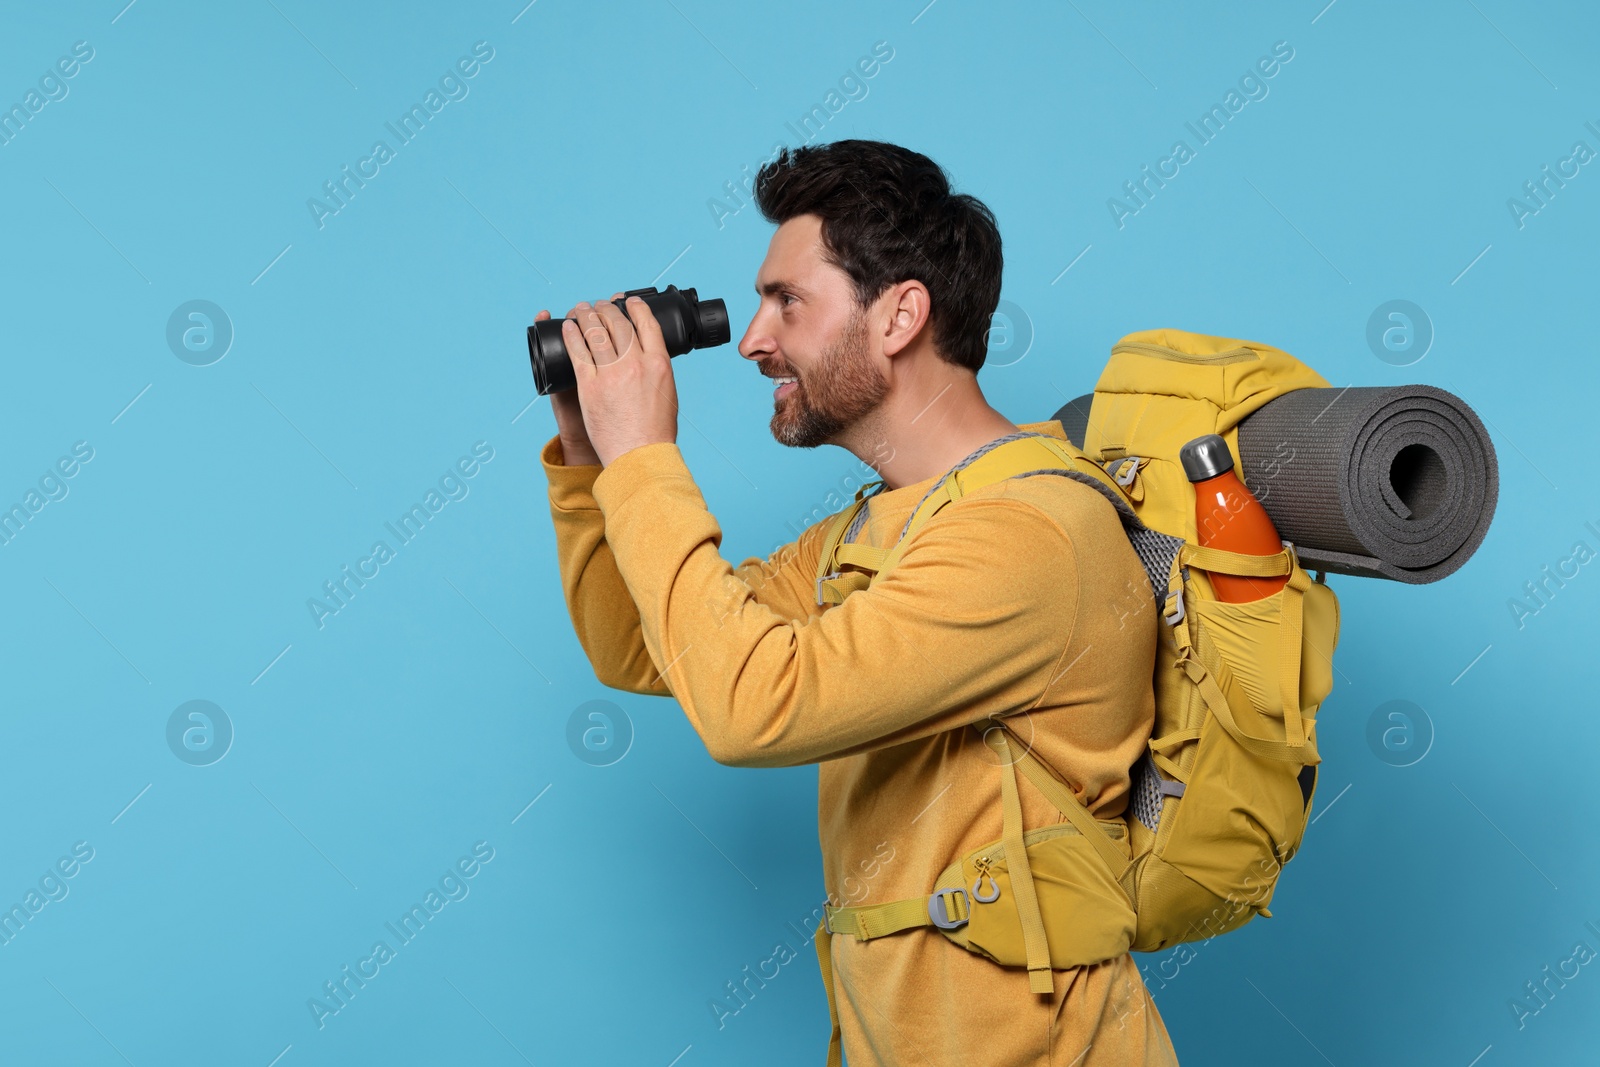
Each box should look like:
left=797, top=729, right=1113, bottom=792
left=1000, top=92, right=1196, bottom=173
left=769, top=307, right=889, bottom=449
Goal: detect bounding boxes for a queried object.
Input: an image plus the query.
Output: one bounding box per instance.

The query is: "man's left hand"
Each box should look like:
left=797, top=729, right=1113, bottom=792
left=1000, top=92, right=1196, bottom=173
left=561, top=295, right=680, bottom=468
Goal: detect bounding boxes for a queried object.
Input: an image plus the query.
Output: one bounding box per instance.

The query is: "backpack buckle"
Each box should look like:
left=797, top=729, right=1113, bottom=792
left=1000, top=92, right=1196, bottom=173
left=1105, top=456, right=1142, bottom=487
left=816, top=573, right=839, bottom=606
left=1163, top=587, right=1186, bottom=626
left=927, top=887, right=969, bottom=929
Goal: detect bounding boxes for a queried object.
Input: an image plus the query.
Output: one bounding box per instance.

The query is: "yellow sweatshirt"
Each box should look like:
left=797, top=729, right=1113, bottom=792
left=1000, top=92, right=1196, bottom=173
left=543, top=419, right=1179, bottom=1066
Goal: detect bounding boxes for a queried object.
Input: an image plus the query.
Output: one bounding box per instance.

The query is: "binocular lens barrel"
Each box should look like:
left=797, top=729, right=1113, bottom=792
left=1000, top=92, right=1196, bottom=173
left=528, top=285, right=730, bottom=395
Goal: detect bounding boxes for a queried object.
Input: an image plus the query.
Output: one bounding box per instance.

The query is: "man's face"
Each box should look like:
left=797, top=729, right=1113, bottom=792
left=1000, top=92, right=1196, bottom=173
left=739, top=215, right=889, bottom=449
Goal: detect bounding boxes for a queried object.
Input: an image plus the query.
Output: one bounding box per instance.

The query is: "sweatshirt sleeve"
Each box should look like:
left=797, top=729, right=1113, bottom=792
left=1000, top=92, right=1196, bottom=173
left=589, top=441, right=1086, bottom=768
left=542, top=434, right=826, bottom=697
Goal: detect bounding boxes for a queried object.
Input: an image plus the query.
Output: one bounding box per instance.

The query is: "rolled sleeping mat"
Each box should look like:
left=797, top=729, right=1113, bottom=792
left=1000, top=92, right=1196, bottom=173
left=1052, top=386, right=1498, bottom=584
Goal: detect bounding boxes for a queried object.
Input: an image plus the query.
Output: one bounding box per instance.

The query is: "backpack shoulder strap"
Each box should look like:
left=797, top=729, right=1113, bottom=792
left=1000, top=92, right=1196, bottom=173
left=812, top=479, right=884, bottom=605
left=814, top=433, right=1136, bottom=605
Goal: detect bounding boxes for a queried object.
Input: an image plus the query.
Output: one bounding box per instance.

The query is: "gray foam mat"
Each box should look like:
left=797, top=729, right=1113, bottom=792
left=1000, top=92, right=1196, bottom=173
left=1052, top=386, right=1498, bottom=584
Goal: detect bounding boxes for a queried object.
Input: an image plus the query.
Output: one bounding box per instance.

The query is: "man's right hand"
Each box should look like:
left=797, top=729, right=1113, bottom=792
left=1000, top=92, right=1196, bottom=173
left=535, top=292, right=625, bottom=467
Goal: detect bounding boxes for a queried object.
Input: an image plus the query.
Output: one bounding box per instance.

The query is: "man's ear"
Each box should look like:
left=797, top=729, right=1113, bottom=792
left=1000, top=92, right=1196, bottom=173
left=879, top=280, right=931, bottom=358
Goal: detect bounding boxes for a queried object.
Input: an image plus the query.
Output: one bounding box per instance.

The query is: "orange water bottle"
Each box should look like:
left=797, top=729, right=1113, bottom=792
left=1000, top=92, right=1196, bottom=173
left=1179, top=434, right=1287, bottom=603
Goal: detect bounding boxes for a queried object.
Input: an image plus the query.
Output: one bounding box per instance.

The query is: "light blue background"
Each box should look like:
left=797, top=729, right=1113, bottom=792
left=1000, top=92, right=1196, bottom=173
left=2, top=1, right=1596, bottom=1064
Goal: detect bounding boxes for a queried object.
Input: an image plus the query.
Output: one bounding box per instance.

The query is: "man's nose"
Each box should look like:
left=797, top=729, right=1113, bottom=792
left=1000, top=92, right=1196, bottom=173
left=739, top=311, right=773, bottom=362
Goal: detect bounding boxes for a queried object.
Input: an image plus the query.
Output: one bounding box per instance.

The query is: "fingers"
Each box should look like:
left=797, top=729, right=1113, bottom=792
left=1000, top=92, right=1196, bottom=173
left=565, top=301, right=631, bottom=370
left=535, top=309, right=550, bottom=321
left=561, top=302, right=600, bottom=370
left=556, top=295, right=661, bottom=374
left=591, top=300, right=639, bottom=361
left=625, top=294, right=666, bottom=355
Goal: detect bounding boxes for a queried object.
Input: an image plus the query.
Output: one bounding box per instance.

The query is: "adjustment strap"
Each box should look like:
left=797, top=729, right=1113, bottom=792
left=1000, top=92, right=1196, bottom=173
left=1011, top=744, right=1133, bottom=880
left=1029, top=436, right=1128, bottom=502
left=815, top=919, right=842, bottom=1067
left=1150, top=750, right=1185, bottom=783
left=1147, top=730, right=1200, bottom=785
left=821, top=897, right=933, bottom=941
left=1174, top=647, right=1311, bottom=762
left=832, top=542, right=890, bottom=572
left=816, top=571, right=871, bottom=606
left=989, top=729, right=1054, bottom=994
left=814, top=495, right=871, bottom=606
left=1148, top=729, right=1202, bottom=752
left=1180, top=543, right=1293, bottom=579
left=846, top=477, right=957, bottom=600
left=1277, top=547, right=1313, bottom=749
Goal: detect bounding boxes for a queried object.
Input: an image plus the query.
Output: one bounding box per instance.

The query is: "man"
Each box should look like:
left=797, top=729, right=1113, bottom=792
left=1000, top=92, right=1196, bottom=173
left=538, top=140, right=1178, bottom=1065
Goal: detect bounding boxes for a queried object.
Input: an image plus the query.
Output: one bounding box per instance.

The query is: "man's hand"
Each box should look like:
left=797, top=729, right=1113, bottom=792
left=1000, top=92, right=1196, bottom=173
left=534, top=297, right=614, bottom=467
left=559, top=294, right=680, bottom=468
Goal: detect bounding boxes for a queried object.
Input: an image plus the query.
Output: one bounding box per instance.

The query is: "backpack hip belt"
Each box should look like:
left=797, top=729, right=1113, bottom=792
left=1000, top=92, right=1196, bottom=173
left=813, top=727, right=1139, bottom=1067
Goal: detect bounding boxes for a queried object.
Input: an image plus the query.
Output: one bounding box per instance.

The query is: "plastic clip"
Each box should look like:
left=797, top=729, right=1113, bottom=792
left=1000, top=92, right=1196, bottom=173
left=927, top=887, right=969, bottom=930
left=1163, top=587, right=1186, bottom=626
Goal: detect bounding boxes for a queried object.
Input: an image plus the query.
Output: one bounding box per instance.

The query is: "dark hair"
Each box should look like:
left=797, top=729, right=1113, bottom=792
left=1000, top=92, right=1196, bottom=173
left=753, top=140, right=1002, bottom=373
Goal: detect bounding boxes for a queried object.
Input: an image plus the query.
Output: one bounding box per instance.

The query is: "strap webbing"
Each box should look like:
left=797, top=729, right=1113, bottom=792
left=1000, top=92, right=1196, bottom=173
left=813, top=480, right=881, bottom=606
left=816, top=570, right=871, bottom=606
left=832, top=542, right=890, bottom=571
left=989, top=729, right=1054, bottom=993
left=1151, top=750, right=1184, bottom=781
left=1009, top=740, right=1133, bottom=880
left=1148, top=729, right=1202, bottom=752
left=823, top=897, right=932, bottom=940
left=1145, top=729, right=1200, bottom=791
left=812, top=432, right=1125, bottom=607
left=1180, top=542, right=1293, bottom=578
left=1277, top=560, right=1313, bottom=748
left=815, top=919, right=842, bottom=1067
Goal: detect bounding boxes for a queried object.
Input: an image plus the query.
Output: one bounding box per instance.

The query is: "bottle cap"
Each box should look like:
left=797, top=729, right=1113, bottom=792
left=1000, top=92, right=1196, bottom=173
left=1179, top=434, right=1235, bottom=482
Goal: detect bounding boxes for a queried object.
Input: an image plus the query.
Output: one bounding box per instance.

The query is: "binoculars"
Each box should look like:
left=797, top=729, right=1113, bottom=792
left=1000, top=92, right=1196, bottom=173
left=527, top=285, right=731, bottom=395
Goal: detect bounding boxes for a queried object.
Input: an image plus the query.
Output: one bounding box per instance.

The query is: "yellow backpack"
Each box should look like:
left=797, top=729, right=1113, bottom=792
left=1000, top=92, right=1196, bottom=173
left=812, top=329, right=1343, bottom=1061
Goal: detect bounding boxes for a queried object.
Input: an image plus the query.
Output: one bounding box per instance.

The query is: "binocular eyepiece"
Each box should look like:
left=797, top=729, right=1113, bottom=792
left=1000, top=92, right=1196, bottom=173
left=527, top=285, right=731, bottom=395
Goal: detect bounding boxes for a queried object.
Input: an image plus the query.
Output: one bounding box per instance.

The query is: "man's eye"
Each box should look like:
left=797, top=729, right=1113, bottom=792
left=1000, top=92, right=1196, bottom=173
left=781, top=293, right=796, bottom=306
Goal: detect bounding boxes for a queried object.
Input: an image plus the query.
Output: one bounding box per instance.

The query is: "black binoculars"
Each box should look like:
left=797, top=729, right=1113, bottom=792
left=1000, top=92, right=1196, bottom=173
left=527, top=285, right=731, bottom=395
